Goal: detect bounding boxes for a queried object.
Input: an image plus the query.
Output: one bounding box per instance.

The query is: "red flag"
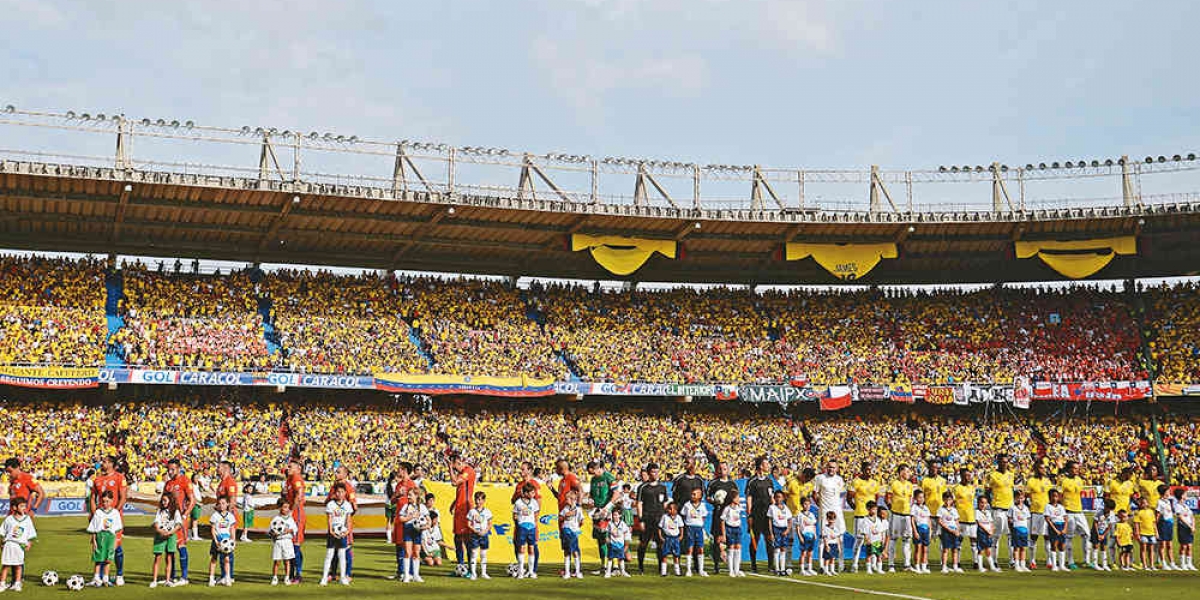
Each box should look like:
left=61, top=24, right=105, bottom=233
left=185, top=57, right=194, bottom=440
left=820, top=385, right=852, bottom=411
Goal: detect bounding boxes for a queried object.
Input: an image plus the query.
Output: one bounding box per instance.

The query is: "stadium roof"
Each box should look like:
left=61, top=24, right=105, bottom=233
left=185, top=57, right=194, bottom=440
left=2, top=109, right=1199, bottom=284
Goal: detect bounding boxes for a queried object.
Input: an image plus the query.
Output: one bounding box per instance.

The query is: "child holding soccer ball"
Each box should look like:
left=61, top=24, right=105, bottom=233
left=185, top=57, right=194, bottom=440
left=269, top=501, right=298, bottom=586
left=208, top=496, right=237, bottom=587
left=321, top=482, right=354, bottom=586
left=87, top=491, right=122, bottom=587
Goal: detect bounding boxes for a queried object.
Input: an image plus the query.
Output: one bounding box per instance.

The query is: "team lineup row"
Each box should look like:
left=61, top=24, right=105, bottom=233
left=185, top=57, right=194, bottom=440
left=3, top=452, right=1198, bottom=590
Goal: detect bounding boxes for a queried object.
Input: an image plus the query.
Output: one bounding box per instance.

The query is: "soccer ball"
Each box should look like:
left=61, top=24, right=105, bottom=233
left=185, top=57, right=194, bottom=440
left=217, top=537, right=236, bottom=554
left=454, top=563, right=469, bottom=577
left=65, top=575, right=86, bottom=591
left=331, top=522, right=349, bottom=538
left=41, top=571, right=59, bottom=586
left=270, top=519, right=289, bottom=538
left=712, top=489, right=728, bottom=505
left=506, top=563, right=521, bottom=577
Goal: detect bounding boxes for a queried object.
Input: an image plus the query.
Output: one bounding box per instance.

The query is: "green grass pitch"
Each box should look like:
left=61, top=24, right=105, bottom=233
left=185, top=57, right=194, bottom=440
left=8, top=516, right=1199, bottom=599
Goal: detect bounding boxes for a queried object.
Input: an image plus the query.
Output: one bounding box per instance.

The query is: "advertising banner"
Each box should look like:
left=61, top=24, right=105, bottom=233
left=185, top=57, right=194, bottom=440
left=0, top=366, right=99, bottom=389
left=740, top=385, right=819, bottom=405
left=1032, top=381, right=1152, bottom=402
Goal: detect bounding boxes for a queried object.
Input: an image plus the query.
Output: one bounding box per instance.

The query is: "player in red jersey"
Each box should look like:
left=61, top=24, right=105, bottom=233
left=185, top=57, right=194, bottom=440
left=388, top=462, right=419, bottom=580
left=4, top=458, right=45, bottom=515
left=90, top=456, right=128, bottom=586
left=214, top=461, right=239, bottom=581
left=449, top=453, right=476, bottom=572
left=555, top=459, right=582, bottom=510
left=283, top=459, right=307, bottom=583
left=162, top=459, right=195, bottom=585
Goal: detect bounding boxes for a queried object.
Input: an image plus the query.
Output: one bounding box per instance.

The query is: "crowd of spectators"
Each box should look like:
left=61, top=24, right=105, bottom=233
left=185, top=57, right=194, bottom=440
left=110, top=265, right=271, bottom=371
left=1, top=394, right=1191, bottom=486
left=0, top=256, right=106, bottom=366
left=1146, top=281, right=1200, bottom=384
left=267, top=269, right=428, bottom=375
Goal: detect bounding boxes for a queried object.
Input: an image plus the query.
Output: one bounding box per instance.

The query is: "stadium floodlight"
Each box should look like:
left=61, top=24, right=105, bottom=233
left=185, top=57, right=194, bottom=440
left=1158, top=156, right=1166, bottom=163
left=335, top=135, right=346, bottom=142
left=447, top=206, right=456, bottom=215
left=1104, top=159, right=1113, bottom=167
left=156, top=119, right=166, bottom=126
left=950, top=166, right=959, bottom=173
left=255, top=127, right=265, bottom=135
left=1090, top=160, right=1099, bottom=167
left=322, top=133, right=333, bottom=140
left=292, top=195, right=300, bottom=205
left=1025, top=164, right=1034, bottom=170
left=3, top=105, right=14, bottom=113
left=96, top=113, right=106, bottom=121
left=241, top=126, right=252, bottom=134
left=184, top=120, right=194, bottom=128
left=1039, top=163, right=1047, bottom=169
left=938, top=166, right=947, bottom=172
left=348, top=135, right=359, bottom=143
left=974, top=165, right=985, bottom=173
left=1051, top=162, right=1060, bottom=169
left=66, top=111, right=76, bottom=118
left=1065, top=162, right=1074, bottom=168
left=309, top=132, right=320, bottom=140
left=1174, top=155, right=1182, bottom=161
left=1189, top=153, right=1197, bottom=161
left=268, top=127, right=278, bottom=135
left=80, top=113, right=92, bottom=120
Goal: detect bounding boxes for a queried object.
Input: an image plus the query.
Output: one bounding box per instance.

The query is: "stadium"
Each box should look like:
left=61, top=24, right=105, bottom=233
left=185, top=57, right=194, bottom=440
left=3, top=3, right=1200, bottom=599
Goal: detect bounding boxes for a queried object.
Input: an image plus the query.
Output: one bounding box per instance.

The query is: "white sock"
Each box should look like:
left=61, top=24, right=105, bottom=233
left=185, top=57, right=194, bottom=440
left=564, top=555, right=571, bottom=575
left=853, top=538, right=863, bottom=569
left=698, top=554, right=705, bottom=573
left=323, top=548, right=335, bottom=580
left=338, top=548, right=347, bottom=579
left=400, top=557, right=409, bottom=578
left=903, top=540, right=912, bottom=567
left=660, top=561, right=667, bottom=575
left=481, top=549, right=488, bottom=573
left=518, top=554, right=526, bottom=575
left=412, top=558, right=420, bottom=579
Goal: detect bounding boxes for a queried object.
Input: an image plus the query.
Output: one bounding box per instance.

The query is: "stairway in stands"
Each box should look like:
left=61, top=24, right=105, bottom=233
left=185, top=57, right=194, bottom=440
left=103, top=269, right=125, bottom=366
left=520, top=288, right=583, bottom=380
left=257, top=294, right=282, bottom=355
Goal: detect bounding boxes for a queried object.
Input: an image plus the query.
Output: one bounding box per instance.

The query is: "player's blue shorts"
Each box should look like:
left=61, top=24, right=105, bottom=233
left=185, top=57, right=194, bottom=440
left=1048, top=522, right=1065, bottom=544
left=724, top=525, right=742, bottom=544
left=662, top=534, right=681, bottom=557
left=771, top=526, right=791, bottom=549
left=469, top=533, right=490, bottom=550
left=514, top=524, right=538, bottom=547
left=609, top=541, right=626, bottom=557
left=822, top=544, right=837, bottom=561
left=684, top=525, right=705, bottom=551
left=1012, top=526, right=1029, bottom=548
left=915, top=524, right=930, bottom=547
left=976, top=531, right=992, bottom=551
left=561, top=529, right=580, bottom=554
left=1158, top=520, right=1175, bottom=542
left=1179, top=524, right=1195, bottom=545
left=799, top=532, right=816, bottom=552
left=940, top=531, right=961, bottom=550
left=403, top=524, right=422, bottom=544
left=327, top=535, right=349, bottom=549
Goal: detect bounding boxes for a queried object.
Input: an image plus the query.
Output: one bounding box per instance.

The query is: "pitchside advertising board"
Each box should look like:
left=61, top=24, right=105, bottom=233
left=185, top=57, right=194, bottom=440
left=0, top=498, right=148, bottom=515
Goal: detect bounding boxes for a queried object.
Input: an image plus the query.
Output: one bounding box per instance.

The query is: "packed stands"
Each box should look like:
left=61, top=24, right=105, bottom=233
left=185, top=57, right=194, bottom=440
left=110, top=265, right=270, bottom=371
left=0, top=256, right=106, bottom=366
left=0, top=393, right=1190, bottom=485
left=267, top=269, right=428, bottom=375
left=1146, top=281, right=1200, bottom=384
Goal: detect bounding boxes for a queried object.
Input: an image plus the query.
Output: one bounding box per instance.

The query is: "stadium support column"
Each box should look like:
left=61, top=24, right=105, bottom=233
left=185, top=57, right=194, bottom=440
left=1121, top=156, right=1140, bottom=207
left=869, top=166, right=897, bottom=213
left=992, top=163, right=1014, bottom=212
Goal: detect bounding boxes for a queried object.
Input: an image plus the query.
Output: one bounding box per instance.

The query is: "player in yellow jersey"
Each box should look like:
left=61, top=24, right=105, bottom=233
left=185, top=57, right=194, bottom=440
left=1137, top=464, right=1165, bottom=511
left=921, top=460, right=948, bottom=554
left=784, top=467, right=816, bottom=566
left=848, top=462, right=881, bottom=573
left=1103, top=467, right=1136, bottom=569
left=953, top=468, right=978, bottom=568
left=1059, top=461, right=1091, bottom=569
left=985, top=454, right=1016, bottom=568
left=1023, top=461, right=1053, bottom=569
left=885, top=464, right=916, bottom=572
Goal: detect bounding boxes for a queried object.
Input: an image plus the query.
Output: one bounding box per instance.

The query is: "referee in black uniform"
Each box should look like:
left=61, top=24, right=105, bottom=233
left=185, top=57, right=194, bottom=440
left=706, top=461, right=739, bottom=574
left=672, top=456, right=707, bottom=508
left=636, top=463, right=669, bottom=575
left=745, top=456, right=776, bottom=573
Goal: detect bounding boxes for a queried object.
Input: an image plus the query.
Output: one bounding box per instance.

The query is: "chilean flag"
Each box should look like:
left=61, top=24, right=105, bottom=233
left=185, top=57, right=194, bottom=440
left=820, top=385, right=852, bottom=411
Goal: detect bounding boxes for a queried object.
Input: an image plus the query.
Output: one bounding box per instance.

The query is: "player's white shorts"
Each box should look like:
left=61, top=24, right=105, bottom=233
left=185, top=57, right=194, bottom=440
left=854, top=516, right=871, bottom=538
left=991, top=509, right=1010, bottom=537
left=1030, top=514, right=1047, bottom=536
left=890, top=514, right=913, bottom=540
left=1066, top=512, right=1089, bottom=536
left=961, top=523, right=977, bottom=539
left=272, top=539, right=296, bottom=561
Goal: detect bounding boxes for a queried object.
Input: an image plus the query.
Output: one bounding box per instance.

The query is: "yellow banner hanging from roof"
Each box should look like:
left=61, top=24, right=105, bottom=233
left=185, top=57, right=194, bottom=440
left=571, top=233, right=677, bottom=276
left=1014, top=235, right=1136, bottom=279
left=785, top=242, right=898, bottom=281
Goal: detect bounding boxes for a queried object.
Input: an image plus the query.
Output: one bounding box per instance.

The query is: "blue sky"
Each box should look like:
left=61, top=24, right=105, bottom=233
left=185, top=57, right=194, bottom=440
left=4, top=0, right=1198, bottom=173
